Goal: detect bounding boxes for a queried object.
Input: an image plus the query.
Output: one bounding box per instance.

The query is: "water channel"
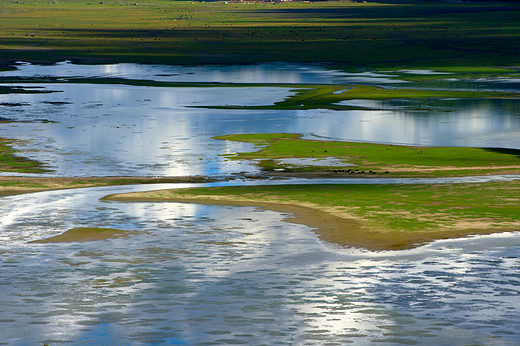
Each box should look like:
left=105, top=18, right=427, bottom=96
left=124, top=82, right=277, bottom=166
left=1, top=62, right=519, bottom=344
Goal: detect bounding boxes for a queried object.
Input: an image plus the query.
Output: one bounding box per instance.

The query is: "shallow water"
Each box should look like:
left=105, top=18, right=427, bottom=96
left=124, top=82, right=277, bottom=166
left=1, top=63, right=520, bottom=344
left=1, top=63, right=519, bottom=176
left=1, top=180, right=519, bottom=345
left=2, top=61, right=405, bottom=84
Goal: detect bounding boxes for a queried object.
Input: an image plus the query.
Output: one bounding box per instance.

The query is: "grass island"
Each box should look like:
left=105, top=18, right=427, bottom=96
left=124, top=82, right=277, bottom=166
left=102, top=133, right=520, bottom=251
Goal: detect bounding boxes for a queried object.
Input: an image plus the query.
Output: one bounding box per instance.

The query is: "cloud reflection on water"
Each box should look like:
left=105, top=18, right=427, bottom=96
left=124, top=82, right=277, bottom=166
left=1, top=63, right=520, bottom=344
left=0, top=181, right=519, bottom=344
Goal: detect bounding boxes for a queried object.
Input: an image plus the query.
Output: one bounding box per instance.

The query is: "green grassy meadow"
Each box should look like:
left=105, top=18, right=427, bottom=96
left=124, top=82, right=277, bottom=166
left=215, top=133, right=520, bottom=177
left=0, top=0, right=519, bottom=69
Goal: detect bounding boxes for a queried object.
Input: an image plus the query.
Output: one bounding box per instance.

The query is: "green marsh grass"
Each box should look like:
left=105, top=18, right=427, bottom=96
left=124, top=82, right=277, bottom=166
left=103, top=180, right=520, bottom=250
left=215, top=133, right=520, bottom=177
left=202, top=84, right=520, bottom=111
left=0, top=138, right=50, bottom=173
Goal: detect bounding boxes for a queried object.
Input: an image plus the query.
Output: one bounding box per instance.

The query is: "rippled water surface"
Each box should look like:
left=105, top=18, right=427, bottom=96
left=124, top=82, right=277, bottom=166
left=1, top=181, right=520, bottom=345
left=1, top=63, right=520, bottom=344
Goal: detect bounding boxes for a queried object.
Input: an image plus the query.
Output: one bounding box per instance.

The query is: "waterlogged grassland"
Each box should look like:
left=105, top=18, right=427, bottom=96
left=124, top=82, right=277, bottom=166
left=3, top=76, right=518, bottom=112
left=104, top=180, right=520, bottom=250
left=0, top=0, right=519, bottom=70
left=0, top=137, right=50, bottom=173
left=215, top=133, right=520, bottom=177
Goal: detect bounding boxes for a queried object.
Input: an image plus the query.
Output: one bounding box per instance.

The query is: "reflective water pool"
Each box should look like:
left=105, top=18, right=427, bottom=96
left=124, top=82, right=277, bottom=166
left=1, top=63, right=519, bottom=176
left=1, top=180, right=519, bottom=345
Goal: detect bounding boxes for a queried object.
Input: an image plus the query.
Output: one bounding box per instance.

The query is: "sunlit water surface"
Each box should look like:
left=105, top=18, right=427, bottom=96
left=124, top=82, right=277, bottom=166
left=1, top=180, right=520, bottom=345
left=0, top=62, right=519, bottom=176
left=1, top=63, right=520, bottom=344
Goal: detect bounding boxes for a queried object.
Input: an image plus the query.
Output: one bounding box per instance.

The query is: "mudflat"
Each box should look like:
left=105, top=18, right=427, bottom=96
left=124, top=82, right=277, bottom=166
left=30, top=227, right=137, bottom=243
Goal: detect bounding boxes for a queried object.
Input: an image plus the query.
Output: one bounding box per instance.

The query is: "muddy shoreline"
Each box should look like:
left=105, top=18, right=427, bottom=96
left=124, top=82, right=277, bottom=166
left=103, top=191, right=518, bottom=251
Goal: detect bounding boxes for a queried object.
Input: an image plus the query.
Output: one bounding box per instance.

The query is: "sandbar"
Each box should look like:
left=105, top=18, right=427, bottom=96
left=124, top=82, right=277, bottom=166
left=30, top=227, right=137, bottom=243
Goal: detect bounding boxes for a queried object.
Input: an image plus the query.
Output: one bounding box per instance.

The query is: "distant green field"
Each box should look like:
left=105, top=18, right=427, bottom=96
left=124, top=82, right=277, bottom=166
left=1, top=0, right=519, bottom=69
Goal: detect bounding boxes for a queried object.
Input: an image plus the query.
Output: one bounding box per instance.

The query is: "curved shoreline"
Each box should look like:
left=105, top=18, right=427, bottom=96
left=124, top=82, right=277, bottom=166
left=106, top=194, right=516, bottom=251
left=3, top=173, right=520, bottom=197
left=0, top=175, right=216, bottom=196
left=102, top=177, right=520, bottom=251
left=2, top=174, right=519, bottom=251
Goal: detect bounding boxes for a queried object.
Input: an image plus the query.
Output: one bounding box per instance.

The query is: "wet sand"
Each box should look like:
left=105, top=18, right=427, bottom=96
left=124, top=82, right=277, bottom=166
left=30, top=227, right=137, bottom=243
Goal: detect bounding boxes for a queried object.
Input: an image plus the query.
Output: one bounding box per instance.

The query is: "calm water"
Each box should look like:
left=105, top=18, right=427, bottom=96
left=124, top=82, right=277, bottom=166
left=1, top=63, right=520, bottom=344
left=0, top=62, right=519, bottom=176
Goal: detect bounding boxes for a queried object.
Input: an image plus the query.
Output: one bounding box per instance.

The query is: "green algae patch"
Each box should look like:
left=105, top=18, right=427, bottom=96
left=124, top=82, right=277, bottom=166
left=30, top=227, right=137, bottom=243
left=214, top=133, right=520, bottom=177
left=103, top=181, right=520, bottom=251
left=0, top=138, right=50, bottom=174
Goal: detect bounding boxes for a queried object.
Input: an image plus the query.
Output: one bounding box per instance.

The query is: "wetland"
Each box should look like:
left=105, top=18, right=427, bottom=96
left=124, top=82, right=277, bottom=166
left=1, top=61, right=519, bottom=344
left=1, top=0, right=520, bottom=341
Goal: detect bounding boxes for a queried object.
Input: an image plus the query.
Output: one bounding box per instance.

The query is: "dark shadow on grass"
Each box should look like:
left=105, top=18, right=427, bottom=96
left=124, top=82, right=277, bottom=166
left=485, top=148, right=520, bottom=159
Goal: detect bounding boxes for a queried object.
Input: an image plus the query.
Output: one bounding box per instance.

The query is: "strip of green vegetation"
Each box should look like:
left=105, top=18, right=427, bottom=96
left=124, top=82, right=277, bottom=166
left=4, top=77, right=517, bottom=111
left=0, top=0, right=519, bottom=70
left=0, top=176, right=217, bottom=197
left=0, top=138, right=50, bottom=173
left=0, top=181, right=46, bottom=189
left=202, top=84, right=520, bottom=110
left=104, top=180, right=520, bottom=250
left=215, top=133, right=520, bottom=177
left=0, top=86, right=56, bottom=95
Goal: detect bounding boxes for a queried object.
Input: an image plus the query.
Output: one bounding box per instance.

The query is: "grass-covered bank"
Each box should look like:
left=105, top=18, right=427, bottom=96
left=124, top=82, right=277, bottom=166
left=215, top=133, right=520, bottom=177
left=103, top=181, right=520, bottom=251
left=0, top=0, right=519, bottom=69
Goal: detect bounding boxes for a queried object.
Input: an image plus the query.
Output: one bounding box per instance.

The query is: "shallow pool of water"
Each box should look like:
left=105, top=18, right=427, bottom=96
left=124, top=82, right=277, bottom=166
left=1, top=63, right=519, bottom=177
left=1, top=180, right=519, bottom=345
